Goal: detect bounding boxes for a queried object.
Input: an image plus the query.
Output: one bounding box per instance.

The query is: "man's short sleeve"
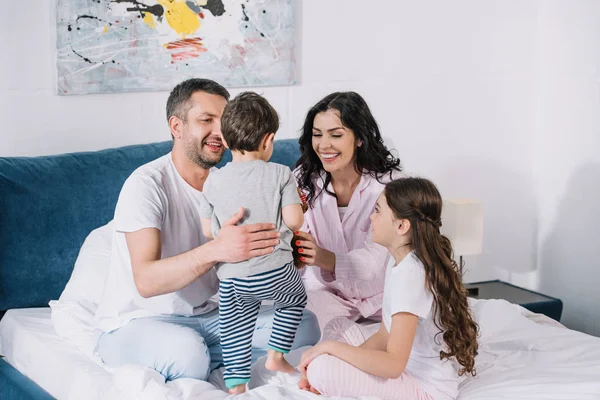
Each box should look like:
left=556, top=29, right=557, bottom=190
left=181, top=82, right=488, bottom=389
left=280, top=167, right=301, bottom=208
left=114, top=175, right=164, bottom=233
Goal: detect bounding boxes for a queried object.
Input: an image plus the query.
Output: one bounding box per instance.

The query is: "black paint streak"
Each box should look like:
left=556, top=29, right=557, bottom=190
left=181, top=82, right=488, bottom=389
left=77, top=14, right=113, bottom=26
left=241, top=4, right=250, bottom=21
left=67, top=24, right=72, bottom=31
left=110, top=0, right=164, bottom=18
left=241, top=4, right=266, bottom=38
left=205, top=0, right=225, bottom=17
left=72, top=47, right=112, bottom=65
left=71, top=48, right=94, bottom=64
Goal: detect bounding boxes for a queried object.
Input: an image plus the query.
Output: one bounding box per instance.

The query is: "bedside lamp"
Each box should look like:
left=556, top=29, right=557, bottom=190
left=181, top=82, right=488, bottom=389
left=440, top=199, right=484, bottom=296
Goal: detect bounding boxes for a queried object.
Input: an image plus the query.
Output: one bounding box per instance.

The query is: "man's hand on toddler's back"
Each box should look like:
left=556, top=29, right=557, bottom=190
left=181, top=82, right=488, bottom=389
left=212, top=207, right=280, bottom=263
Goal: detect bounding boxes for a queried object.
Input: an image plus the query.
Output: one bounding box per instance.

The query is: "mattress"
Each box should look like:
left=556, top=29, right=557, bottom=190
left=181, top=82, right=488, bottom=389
left=0, top=308, right=129, bottom=400
left=0, top=308, right=342, bottom=400
left=1, top=302, right=600, bottom=400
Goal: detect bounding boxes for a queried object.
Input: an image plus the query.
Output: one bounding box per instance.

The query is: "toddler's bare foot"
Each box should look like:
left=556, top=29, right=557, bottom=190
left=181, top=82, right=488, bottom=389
left=228, top=384, right=246, bottom=394
left=265, top=349, right=296, bottom=374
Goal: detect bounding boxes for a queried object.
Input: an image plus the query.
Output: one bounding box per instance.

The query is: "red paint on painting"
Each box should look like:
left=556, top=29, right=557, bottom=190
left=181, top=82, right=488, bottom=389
left=165, top=37, right=207, bottom=62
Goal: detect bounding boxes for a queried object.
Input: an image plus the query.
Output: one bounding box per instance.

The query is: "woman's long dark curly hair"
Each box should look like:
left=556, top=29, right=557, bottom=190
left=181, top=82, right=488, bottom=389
left=384, top=178, right=479, bottom=376
left=294, top=92, right=401, bottom=206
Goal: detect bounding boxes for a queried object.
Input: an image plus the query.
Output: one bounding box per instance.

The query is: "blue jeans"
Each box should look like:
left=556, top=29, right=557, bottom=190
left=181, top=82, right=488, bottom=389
left=97, top=306, right=320, bottom=381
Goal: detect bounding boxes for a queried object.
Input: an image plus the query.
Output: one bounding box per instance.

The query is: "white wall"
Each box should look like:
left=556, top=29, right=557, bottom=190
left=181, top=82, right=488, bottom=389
left=521, top=0, right=600, bottom=336
left=0, top=0, right=539, bottom=283
left=1, top=1, right=554, bottom=314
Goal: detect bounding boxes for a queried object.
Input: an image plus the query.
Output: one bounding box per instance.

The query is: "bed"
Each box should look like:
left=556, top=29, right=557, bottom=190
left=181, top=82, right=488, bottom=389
left=1, top=140, right=600, bottom=399
left=1, top=298, right=600, bottom=400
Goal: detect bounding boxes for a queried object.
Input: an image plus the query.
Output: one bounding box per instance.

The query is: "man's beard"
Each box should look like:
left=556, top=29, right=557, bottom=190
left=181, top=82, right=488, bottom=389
left=184, top=137, right=222, bottom=169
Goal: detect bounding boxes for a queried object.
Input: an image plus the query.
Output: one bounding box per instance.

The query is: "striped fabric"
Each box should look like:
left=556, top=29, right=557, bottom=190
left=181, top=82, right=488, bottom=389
left=219, top=262, right=307, bottom=388
left=306, top=318, right=433, bottom=400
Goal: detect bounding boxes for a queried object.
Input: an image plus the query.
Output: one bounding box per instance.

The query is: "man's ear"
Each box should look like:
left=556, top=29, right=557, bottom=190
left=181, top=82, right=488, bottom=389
left=263, top=132, right=275, bottom=150
left=222, top=137, right=230, bottom=149
left=169, top=115, right=184, bottom=140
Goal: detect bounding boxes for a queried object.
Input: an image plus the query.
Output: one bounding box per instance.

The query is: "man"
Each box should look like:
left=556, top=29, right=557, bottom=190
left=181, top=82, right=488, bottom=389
left=94, top=79, right=320, bottom=381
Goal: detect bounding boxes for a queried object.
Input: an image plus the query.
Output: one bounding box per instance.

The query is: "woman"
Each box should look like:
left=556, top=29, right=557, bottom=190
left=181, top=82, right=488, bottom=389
left=293, top=91, right=402, bottom=329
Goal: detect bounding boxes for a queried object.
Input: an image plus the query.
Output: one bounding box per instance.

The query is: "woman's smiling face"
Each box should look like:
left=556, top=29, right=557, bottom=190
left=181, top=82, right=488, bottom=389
left=311, top=109, right=359, bottom=174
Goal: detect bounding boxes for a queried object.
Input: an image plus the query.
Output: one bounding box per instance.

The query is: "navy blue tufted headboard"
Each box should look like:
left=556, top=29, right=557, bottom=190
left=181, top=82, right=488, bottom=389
left=0, top=139, right=300, bottom=312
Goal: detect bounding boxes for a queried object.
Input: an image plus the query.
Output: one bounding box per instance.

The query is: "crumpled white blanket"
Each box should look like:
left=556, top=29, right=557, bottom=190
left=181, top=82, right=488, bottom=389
left=50, top=297, right=600, bottom=400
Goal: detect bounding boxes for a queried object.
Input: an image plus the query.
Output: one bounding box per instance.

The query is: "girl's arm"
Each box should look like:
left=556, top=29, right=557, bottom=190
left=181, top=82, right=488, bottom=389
left=300, top=313, right=418, bottom=379
left=359, top=324, right=389, bottom=350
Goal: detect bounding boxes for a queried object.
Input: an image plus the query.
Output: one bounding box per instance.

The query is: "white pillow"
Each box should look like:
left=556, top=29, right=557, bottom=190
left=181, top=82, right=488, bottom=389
left=50, top=221, right=113, bottom=361
left=58, top=220, right=113, bottom=304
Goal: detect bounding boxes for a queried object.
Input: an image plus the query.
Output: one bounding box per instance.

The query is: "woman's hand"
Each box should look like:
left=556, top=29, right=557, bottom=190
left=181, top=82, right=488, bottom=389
left=294, top=231, right=336, bottom=272
left=297, top=188, right=309, bottom=213
left=292, top=235, right=307, bottom=270
left=292, top=232, right=307, bottom=269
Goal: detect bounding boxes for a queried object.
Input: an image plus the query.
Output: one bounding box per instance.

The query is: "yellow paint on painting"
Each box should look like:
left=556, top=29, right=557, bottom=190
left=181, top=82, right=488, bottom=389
left=103, top=25, right=108, bottom=33
left=157, top=0, right=200, bottom=37
left=142, top=12, right=156, bottom=29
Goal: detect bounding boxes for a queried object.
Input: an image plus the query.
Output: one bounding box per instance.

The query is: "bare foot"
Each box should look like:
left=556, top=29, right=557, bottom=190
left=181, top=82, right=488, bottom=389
left=298, top=375, right=310, bottom=390
left=298, top=375, right=321, bottom=395
left=265, top=349, right=296, bottom=374
left=228, top=384, right=246, bottom=395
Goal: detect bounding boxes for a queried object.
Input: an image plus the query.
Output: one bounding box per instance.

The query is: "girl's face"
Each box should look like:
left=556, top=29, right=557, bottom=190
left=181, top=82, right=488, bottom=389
left=370, top=193, right=399, bottom=248
left=311, top=109, right=359, bottom=174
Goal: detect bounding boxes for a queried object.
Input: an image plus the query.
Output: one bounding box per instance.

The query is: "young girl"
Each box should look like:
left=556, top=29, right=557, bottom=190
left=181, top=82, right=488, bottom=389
left=298, top=177, right=479, bottom=400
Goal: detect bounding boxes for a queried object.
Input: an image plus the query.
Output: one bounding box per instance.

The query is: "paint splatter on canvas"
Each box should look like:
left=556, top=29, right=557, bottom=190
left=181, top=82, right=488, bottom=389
left=56, top=0, right=295, bottom=95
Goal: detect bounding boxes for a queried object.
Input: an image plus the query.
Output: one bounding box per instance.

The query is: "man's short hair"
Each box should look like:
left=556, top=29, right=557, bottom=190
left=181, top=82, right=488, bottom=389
left=221, top=92, right=279, bottom=153
left=166, top=78, right=230, bottom=122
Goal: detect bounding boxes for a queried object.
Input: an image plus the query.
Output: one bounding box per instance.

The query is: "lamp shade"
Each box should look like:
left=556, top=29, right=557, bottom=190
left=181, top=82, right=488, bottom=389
left=440, top=199, right=484, bottom=256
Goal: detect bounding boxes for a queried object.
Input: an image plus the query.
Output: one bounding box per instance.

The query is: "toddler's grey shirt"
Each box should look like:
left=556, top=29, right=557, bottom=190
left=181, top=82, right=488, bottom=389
left=199, top=160, right=301, bottom=279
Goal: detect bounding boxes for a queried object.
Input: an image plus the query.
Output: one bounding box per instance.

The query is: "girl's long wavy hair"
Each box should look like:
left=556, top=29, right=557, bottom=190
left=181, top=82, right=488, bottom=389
left=294, top=92, right=401, bottom=207
left=384, top=178, right=479, bottom=376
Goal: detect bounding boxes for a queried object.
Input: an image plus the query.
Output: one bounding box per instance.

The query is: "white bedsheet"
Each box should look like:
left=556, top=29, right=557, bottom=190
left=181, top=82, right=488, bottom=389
left=1, top=300, right=600, bottom=400
left=0, top=308, right=128, bottom=400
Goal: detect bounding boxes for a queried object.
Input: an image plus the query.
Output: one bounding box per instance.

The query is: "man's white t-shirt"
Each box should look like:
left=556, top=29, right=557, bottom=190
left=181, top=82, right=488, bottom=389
left=95, top=153, right=219, bottom=333
left=382, top=252, right=460, bottom=400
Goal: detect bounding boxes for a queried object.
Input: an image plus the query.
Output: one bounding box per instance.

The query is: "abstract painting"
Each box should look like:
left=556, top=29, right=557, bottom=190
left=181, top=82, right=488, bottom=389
left=56, top=0, right=296, bottom=95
